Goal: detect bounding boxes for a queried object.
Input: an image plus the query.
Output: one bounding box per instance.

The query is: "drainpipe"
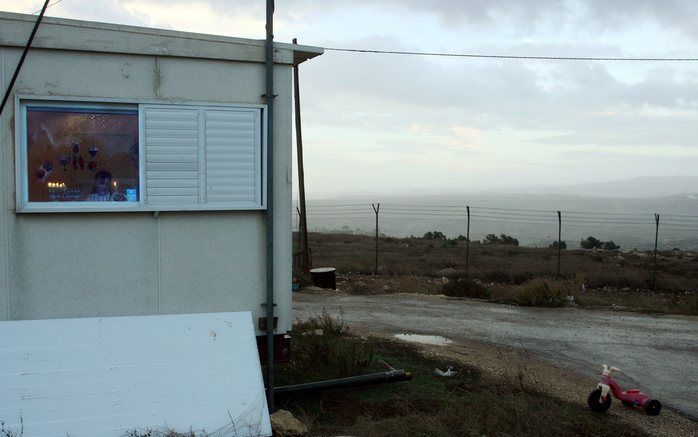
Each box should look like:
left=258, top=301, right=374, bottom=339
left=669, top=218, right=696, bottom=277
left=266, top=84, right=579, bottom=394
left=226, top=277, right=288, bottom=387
left=264, top=0, right=276, bottom=412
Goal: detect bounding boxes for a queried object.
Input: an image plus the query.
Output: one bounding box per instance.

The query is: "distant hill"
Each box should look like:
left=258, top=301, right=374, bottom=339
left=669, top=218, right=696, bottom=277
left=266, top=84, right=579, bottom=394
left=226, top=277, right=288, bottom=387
left=514, top=176, right=698, bottom=199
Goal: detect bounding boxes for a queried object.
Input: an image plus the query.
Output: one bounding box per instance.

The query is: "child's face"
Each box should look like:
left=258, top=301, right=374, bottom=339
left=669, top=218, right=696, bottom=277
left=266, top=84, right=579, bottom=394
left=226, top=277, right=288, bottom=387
left=95, top=176, right=111, bottom=194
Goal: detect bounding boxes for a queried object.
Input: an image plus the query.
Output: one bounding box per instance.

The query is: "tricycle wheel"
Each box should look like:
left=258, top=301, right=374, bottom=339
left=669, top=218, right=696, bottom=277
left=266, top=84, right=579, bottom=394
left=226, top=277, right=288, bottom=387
left=588, top=388, right=612, bottom=413
left=645, top=399, right=661, bottom=416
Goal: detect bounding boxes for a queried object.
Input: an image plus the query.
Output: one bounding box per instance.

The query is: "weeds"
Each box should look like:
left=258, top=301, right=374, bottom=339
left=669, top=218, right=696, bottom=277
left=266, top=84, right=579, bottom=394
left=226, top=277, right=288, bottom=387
left=442, top=277, right=491, bottom=299
left=281, top=309, right=373, bottom=385
left=515, top=278, right=571, bottom=307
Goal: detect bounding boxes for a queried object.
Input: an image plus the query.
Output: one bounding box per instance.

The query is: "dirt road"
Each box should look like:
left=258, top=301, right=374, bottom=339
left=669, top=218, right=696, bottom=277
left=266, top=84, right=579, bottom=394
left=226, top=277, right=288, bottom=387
left=293, top=290, right=698, bottom=420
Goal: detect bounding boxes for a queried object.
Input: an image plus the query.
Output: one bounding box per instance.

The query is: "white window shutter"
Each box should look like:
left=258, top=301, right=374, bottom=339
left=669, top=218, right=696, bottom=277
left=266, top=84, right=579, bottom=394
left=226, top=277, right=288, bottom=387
left=143, top=107, right=200, bottom=206
left=204, top=109, right=260, bottom=206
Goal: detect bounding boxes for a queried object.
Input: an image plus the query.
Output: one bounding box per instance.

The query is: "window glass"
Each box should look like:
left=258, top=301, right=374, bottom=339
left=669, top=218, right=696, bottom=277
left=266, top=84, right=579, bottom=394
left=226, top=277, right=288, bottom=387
left=26, top=106, right=139, bottom=203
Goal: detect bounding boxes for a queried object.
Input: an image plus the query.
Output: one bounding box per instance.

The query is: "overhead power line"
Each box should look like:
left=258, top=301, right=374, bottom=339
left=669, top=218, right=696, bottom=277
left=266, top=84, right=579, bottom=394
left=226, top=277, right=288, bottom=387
left=324, top=47, right=698, bottom=62
left=33, top=0, right=64, bottom=14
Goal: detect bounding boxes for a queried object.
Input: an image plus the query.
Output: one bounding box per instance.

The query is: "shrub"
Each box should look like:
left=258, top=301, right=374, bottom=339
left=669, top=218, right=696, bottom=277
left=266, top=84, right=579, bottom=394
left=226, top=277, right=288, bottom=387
left=580, top=236, right=603, bottom=249
left=482, top=233, right=519, bottom=246
left=548, top=240, right=567, bottom=250
left=581, top=236, right=621, bottom=251
left=443, top=277, right=491, bottom=299
left=423, top=231, right=447, bottom=240
left=515, top=278, right=568, bottom=307
left=602, top=240, right=620, bottom=251
left=285, top=310, right=373, bottom=384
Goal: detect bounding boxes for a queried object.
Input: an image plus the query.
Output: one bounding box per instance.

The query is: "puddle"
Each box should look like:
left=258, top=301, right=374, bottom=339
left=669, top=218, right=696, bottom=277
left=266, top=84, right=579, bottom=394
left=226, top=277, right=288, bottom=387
left=394, top=333, right=453, bottom=346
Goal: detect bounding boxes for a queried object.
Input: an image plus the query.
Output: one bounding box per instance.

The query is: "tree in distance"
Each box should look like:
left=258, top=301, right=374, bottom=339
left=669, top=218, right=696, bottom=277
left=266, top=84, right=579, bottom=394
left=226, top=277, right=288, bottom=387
left=580, top=236, right=620, bottom=251
left=423, top=231, right=447, bottom=241
left=482, top=233, right=519, bottom=246
left=549, top=240, right=567, bottom=250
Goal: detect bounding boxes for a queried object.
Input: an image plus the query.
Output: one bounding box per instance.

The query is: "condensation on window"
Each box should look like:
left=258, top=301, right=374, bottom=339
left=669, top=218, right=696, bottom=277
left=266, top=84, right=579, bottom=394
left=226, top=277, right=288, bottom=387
left=26, top=107, right=139, bottom=203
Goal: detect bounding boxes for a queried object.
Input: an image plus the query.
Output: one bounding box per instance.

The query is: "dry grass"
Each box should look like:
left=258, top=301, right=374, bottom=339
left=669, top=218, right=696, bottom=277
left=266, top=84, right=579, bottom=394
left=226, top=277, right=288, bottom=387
left=300, top=232, right=698, bottom=314
left=300, top=232, right=698, bottom=291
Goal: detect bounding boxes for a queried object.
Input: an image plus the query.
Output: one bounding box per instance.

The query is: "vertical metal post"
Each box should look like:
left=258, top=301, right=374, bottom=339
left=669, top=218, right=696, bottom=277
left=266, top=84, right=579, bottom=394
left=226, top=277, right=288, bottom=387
left=296, top=207, right=302, bottom=253
left=264, top=0, right=276, bottom=412
left=557, top=210, right=562, bottom=276
left=652, top=213, right=660, bottom=290
left=372, top=203, right=380, bottom=275
left=292, top=38, right=310, bottom=276
left=465, top=205, right=471, bottom=276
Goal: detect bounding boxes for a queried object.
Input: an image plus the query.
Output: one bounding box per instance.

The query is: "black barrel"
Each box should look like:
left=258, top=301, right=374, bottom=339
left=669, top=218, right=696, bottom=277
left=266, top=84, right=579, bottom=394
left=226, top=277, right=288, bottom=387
left=310, top=267, right=336, bottom=289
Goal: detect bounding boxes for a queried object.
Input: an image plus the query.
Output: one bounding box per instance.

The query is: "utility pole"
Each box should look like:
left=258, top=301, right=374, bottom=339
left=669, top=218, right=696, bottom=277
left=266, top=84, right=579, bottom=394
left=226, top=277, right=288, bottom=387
left=263, top=0, right=276, bottom=413
left=652, top=213, right=660, bottom=290
left=465, top=205, right=471, bottom=276
left=292, top=38, right=310, bottom=277
left=557, top=210, right=562, bottom=276
left=372, top=203, right=380, bottom=275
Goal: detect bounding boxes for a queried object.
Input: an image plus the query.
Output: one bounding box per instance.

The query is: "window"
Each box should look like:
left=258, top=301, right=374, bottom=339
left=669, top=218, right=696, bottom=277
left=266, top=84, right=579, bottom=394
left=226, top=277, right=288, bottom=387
left=24, top=104, right=139, bottom=205
left=16, top=98, right=265, bottom=213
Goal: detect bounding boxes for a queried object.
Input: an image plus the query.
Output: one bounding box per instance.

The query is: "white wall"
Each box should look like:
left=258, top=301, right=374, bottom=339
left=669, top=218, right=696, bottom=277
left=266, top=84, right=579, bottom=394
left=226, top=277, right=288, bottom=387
left=0, top=28, right=298, bottom=333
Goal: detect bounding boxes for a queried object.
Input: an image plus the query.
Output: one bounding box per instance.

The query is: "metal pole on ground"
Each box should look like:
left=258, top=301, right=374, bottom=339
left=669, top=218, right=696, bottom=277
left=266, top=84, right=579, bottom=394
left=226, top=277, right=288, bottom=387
left=465, top=205, right=471, bottom=276
left=372, top=203, right=380, bottom=275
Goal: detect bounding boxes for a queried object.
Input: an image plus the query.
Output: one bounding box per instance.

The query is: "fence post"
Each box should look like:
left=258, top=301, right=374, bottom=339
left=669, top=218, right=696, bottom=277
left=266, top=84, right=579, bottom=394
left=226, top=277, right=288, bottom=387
left=372, top=203, right=380, bottom=274
left=652, top=213, right=660, bottom=290
left=465, top=205, right=471, bottom=276
left=557, top=210, right=562, bottom=276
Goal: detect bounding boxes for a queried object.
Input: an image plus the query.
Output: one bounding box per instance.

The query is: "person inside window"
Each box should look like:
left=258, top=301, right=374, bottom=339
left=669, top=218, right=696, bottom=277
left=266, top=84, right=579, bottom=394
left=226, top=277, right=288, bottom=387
left=88, top=170, right=126, bottom=201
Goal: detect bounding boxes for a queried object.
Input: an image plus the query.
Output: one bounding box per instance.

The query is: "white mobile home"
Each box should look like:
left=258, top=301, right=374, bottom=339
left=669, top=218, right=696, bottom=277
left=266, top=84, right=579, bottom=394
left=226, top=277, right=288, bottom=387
left=0, top=12, right=322, bottom=353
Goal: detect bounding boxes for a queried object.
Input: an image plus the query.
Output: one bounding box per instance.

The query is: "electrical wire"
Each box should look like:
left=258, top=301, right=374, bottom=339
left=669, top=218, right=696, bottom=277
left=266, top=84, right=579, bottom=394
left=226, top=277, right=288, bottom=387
left=324, top=47, right=698, bottom=62
left=33, top=0, right=64, bottom=14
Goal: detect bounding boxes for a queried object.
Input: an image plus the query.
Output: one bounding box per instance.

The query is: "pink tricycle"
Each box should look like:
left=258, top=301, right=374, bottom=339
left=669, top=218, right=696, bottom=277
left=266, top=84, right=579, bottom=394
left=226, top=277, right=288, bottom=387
left=587, top=365, right=661, bottom=415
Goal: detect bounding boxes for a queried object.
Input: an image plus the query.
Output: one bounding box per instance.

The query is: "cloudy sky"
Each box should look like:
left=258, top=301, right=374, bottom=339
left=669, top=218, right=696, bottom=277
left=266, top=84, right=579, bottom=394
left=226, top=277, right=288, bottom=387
left=4, top=0, right=698, bottom=197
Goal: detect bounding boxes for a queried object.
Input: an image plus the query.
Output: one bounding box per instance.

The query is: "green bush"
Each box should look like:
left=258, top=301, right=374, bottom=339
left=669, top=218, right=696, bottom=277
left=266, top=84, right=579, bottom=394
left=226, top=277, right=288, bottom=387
left=283, top=310, right=373, bottom=384
left=442, top=277, right=491, bottom=299
left=515, top=278, right=568, bottom=307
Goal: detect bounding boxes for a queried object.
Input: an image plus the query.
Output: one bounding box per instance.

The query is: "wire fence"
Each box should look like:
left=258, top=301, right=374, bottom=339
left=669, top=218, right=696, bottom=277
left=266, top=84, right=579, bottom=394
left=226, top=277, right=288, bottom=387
left=292, top=202, right=698, bottom=291
left=293, top=203, right=698, bottom=248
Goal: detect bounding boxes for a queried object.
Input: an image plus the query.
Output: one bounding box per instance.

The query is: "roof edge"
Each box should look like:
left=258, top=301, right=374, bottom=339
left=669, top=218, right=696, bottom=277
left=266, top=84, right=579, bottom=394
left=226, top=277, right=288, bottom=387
left=0, top=11, right=323, bottom=65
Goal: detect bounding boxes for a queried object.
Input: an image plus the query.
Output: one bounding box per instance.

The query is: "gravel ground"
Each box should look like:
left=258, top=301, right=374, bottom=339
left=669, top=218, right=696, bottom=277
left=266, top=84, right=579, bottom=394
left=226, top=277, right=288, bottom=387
left=294, top=289, right=698, bottom=436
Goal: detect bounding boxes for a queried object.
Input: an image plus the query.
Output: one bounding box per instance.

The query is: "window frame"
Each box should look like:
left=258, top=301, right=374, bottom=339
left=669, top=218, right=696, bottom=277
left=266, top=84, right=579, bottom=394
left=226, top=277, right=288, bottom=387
left=15, top=95, right=267, bottom=213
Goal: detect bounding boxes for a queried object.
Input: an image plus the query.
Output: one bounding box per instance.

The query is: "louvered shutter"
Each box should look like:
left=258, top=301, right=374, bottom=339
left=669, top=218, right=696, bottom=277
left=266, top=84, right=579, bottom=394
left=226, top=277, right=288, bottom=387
left=141, top=104, right=263, bottom=210
left=204, top=109, right=260, bottom=205
left=143, top=106, right=200, bottom=206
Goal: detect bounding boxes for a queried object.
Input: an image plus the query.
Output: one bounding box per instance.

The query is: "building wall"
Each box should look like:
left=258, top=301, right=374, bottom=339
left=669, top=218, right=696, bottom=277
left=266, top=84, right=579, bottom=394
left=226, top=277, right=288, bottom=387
left=0, top=44, right=294, bottom=333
